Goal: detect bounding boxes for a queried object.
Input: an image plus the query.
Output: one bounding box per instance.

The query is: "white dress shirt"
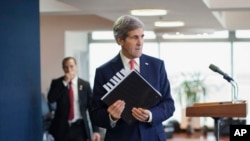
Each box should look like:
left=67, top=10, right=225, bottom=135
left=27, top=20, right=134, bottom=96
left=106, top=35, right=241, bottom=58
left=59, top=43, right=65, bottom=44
left=63, top=76, right=82, bottom=123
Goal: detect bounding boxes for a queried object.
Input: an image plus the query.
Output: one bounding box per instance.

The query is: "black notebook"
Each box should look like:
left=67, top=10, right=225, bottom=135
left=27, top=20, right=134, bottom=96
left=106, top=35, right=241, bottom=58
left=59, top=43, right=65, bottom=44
left=101, top=69, right=162, bottom=124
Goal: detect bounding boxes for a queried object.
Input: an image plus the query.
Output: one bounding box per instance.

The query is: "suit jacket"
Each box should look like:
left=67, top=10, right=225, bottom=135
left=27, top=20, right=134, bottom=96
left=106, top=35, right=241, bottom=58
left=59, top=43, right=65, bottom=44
left=91, top=53, right=175, bottom=141
left=47, top=77, right=99, bottom=141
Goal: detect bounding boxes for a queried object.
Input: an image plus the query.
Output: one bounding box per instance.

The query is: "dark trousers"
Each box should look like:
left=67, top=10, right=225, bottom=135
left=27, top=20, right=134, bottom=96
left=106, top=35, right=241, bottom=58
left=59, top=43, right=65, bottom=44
left=65, top=119, right=87, bottom=141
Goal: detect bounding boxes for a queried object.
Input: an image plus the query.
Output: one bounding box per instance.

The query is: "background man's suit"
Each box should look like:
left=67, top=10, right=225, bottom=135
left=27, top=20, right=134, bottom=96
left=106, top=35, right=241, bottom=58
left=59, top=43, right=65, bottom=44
left=91, top=53, right=175, bottom=141
left=48, top=77, right=99, bottom=141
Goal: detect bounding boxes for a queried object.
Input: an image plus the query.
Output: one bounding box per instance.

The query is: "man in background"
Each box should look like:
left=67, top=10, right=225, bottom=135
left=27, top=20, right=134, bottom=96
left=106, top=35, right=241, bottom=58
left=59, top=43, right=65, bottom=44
left=47, top=57, right=101, bottom=141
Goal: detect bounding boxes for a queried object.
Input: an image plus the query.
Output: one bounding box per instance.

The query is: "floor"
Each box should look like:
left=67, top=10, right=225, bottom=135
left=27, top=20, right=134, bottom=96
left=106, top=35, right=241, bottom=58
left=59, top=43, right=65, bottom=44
left=98, top=128, right=230, bottom=141
left=168, top=132, right=229, bottom=141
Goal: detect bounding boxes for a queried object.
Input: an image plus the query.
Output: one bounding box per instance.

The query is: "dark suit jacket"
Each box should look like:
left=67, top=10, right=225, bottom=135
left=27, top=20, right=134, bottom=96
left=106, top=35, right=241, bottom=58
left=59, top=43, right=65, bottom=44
left=91, top=53, right=175, bottom=141
left=47, top=77, right=99, bottom=141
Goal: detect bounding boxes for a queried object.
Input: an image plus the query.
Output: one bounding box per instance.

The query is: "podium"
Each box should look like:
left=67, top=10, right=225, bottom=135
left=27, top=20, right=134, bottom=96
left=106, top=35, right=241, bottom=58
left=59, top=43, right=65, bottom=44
left=186, top=101, right=247, bottom=141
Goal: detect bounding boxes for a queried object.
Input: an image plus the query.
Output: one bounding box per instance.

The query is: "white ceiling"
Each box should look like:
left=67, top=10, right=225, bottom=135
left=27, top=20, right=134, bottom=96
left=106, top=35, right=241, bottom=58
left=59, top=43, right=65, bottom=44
left=40, top=0, right=250, bottom=35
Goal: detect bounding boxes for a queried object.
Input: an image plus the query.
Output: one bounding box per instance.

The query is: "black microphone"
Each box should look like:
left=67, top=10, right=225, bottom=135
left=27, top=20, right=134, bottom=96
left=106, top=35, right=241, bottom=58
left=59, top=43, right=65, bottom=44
left=209, top=64, right=234, bottom=82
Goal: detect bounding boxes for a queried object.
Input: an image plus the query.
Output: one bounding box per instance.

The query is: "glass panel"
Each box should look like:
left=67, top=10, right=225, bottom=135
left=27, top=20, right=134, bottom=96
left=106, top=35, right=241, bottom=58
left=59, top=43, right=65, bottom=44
left=160, top=42, right=231, bottom=127
left=235, top=30, right=250, bottom=38
left=233, top=42, right=250, bottom=124
left=142, top=42, right=159, bottom=58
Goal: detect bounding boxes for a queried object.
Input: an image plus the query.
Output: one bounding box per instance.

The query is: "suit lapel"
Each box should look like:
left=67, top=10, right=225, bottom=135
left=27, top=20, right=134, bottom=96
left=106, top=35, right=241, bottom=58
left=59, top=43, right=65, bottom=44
left=77, top=79, right=84, bottom=102
left=78, top=79, right=84, bottom=93
left=110, top=54, right=124, bottom=73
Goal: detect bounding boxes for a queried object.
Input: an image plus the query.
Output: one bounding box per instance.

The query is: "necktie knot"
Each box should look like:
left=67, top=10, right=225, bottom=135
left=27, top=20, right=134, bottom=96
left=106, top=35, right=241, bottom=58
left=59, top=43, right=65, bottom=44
left=129, top=59, right=135, bottom=70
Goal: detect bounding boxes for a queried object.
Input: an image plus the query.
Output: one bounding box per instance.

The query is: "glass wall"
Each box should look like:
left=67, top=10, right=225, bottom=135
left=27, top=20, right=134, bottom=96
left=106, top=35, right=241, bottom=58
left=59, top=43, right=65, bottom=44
left=233, top=42, right=250, bottom=117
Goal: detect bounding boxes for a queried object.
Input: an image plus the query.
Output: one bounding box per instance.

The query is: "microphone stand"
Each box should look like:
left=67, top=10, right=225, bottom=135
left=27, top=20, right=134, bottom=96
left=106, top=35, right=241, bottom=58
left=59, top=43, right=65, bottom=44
left=223, top=74, right=239, bottom=103
left=229, top=80, right=239, bottom=104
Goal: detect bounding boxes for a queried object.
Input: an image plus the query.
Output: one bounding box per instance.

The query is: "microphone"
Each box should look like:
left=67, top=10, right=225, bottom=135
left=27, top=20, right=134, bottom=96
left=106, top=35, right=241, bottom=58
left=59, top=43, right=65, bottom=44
left=209, top=64, right=234, bottom=82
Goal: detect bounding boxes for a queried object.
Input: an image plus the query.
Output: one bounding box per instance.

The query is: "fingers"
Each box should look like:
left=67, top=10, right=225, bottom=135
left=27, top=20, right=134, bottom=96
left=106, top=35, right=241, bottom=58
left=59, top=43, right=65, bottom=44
left=132, top=108, right=150, bottom=122
left=107, top=100, right=125, bottom=120
left=92, top=133, right=101, bottom=141
left=64, top=72, right=74, bottom=82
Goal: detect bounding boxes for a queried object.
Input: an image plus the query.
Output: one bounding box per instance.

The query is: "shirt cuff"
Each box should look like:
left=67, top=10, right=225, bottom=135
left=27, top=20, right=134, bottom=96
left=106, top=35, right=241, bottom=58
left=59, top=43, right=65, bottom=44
left=109, top=114, right=118, bottom=128
left=146, top=111, right=152, bottom=123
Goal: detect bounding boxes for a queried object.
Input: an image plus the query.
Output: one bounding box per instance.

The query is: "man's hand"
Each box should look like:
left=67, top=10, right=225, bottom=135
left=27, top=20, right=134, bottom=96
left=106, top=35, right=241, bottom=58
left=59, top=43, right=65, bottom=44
left=132, top=108, right=150, bottom=122
left=64, top=72, right=75, bottom=83
left=107, top=100, right=125, bottom=120
left=92, top=132, right=101, bottom=141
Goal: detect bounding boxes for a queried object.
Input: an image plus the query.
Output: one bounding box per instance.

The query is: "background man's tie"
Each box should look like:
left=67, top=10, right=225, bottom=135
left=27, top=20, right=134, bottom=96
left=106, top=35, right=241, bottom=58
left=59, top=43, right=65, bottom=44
left=68, top=81, right=74, bottom=120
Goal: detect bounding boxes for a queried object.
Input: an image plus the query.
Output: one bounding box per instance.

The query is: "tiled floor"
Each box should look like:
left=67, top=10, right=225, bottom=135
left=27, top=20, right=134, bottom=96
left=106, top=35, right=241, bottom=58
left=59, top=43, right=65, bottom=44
left=168, top=132, right=229, bottom=141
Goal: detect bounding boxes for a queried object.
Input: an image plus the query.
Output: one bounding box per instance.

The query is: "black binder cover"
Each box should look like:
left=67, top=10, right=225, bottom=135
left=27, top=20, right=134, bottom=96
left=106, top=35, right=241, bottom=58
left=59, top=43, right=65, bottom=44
left=101, top=70, right=162, bottom=124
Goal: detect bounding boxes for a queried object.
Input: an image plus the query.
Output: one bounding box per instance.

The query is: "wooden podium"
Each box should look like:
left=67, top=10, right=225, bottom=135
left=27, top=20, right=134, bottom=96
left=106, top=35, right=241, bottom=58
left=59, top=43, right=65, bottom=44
left=186, top=101, right=247, bottom=141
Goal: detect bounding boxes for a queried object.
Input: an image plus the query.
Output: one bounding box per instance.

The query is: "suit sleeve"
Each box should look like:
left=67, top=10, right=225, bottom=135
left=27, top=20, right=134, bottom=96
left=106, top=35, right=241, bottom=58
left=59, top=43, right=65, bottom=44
left=47, top=78, right=67, bottom=103
left=149, top=61, right=175, bottom=126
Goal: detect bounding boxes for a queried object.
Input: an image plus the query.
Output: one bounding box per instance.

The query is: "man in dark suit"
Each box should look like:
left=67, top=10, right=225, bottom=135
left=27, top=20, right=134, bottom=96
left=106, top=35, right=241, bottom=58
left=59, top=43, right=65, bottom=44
left=47, top=57, right=101, bottom=141
left=90, top=15, right=175, bottom=141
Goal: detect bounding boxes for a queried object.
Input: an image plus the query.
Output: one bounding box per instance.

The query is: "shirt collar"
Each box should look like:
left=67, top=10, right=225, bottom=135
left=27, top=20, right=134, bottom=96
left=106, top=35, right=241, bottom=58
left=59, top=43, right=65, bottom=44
left=120, top=51, right=139, bottom=67
left=71, top=76, right=78, bottom=85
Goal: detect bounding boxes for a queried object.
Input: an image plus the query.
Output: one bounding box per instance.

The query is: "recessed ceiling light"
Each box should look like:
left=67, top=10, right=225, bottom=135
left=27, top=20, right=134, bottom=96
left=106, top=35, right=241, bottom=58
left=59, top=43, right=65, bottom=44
left=130, top=9, right=167, bottom=16
left=154, top=21, right=185, bottom=27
